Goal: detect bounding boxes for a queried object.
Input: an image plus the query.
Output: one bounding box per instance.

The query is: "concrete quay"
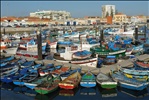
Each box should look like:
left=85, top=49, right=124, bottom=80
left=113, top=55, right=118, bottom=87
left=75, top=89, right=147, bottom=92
left=1, top=53, right=149, bottom=75
left=0, top=27, right=49, bottom=33
left=0, top=25, right=118, bottom=33
left=1, top=24, right=148, bottom=33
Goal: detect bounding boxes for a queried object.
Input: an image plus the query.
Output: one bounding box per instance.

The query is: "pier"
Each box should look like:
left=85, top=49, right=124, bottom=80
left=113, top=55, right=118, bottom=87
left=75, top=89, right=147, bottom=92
left=1, top=53, right=149, bottom=75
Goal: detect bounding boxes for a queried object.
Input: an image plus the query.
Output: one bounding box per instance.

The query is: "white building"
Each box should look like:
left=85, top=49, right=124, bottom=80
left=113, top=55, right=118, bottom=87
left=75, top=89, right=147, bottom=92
left=102, top=5, right=116, bottom=18
left=30, top=10, right=71, bottom=20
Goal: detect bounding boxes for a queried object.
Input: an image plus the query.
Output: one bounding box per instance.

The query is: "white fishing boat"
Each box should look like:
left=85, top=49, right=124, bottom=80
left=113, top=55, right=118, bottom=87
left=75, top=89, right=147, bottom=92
left=0, top=39, right=12, bottom=49
left=74, top=40, right=100, bottom=51
left=47, top=40, right=57, bottom=49
left=2, top=47, right=18, bottom=54
left=54, top=46, right=98, bottom=67
left=12, top=33, right=21, bottom=39
left=108, top=28, right=134, bottom=37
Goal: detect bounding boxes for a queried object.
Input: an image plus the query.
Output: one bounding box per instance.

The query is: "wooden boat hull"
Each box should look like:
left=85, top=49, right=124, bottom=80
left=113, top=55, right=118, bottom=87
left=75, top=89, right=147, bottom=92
left=119, top=81, right=148, bottom=91
left=96, top=73, right=117, bottom=89
left=13, top=81, right=25, bottom=86
left=120, top=68, right=149, bottom=76
left=59, top=84, right=75, bottom=89
left=58, top=72, right=81, bottom=89
left=100, top=83, right=117, bottom=89
left=97, top=81, right=117, bottom=89
left=55, top=58, right=97, bottom=68
left=0, top=46, right=7, bottom=49
left=72, top=54, right=91, bottom=59
left=90, top=47, right=126, bottom=58
left=80, top=71, right=96, bottom=88
left=80, top=82, right=96, bottom=88
left=35, top=87, right=58, bottom=94
left=124, top=73, right=149, bottom=81
left=110, top=71, right=149, bottom=91
left=134, top=61, right=149, bottom=69
left=1, top=74, right=21, bottom=83
left=132, top=45, right=144, bottom=53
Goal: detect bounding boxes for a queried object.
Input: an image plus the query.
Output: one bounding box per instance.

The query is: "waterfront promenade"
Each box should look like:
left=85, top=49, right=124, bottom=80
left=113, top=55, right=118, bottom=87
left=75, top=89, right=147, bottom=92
left=1, top=53, right=149, bottom=75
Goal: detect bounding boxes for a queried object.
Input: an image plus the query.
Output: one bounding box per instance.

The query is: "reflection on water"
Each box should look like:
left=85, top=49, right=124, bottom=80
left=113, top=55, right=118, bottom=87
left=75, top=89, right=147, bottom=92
left=118, top=86, right=149, bottom=98
left=35, top=89, right=59, bottom=100
left=1, top=82, right=149, bottom=100
left=98, top=86, right=117, bottom=98
left=59, top=87, right=79, bottom=96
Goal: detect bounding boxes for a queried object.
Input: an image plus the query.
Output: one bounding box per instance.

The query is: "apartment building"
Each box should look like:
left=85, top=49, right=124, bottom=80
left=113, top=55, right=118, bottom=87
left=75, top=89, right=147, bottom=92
left=102, top=5, right=116, bottom=18
left=30, top=10, right=71, bottom=20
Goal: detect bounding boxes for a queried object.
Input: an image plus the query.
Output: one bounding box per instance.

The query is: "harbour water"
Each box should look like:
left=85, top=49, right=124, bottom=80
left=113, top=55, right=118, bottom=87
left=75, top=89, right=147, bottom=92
left=1, top=82, right=149, bottom=100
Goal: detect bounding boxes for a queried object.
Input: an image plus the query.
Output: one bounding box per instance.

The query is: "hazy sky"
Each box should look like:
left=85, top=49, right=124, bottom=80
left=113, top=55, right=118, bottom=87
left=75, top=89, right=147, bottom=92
left=1, top=1, right=149, bottom=18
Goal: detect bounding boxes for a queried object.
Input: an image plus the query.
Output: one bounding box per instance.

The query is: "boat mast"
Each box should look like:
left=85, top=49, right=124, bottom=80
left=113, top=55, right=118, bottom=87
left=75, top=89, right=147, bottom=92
left=79, top=34, right=82, bottom=51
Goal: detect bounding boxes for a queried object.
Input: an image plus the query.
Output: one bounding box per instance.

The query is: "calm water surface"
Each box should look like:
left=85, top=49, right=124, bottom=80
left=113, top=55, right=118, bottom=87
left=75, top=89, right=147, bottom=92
left=1, top=82, right=149, bottom=100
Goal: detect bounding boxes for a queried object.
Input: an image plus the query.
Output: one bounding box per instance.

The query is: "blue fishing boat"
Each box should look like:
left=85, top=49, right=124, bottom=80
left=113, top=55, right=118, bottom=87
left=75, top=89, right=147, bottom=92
left=1, top=65, right=19, bottom=78
left=1, top=68, right=28, bottom=83
left=110, top=70, right=149, bottom=91
left=97, top=58, right=104, bottom=68
left=13, top=72, right=38, bottom=86
left=57, top=41, right=73, bottom=47
left=20, top=60, right=34, bottom=68
left=38, top=64, right=62, bottom=76
left=24, top=75, right=49, bottom=89
left=80, top=71, right=96, bottom=88
left=0, top=62, right=8, bottom=67
left=17, top=58, right=27, bottom=64
left=72, top=50, right=92, bottom=59
left=134, top=60, right=149, bottom=69
left=27, top=64, right=42, bottom=73
left=1, top=73, right=22, bottom=83
left=0, top=63, right=17, bottom=72
left=0, top=56, right=15, bottom=63
left=132, top=44, right=144, bottom=53
left=103, top=56, right=117, bottom=65
left=120, top=67, right=149, bottom=76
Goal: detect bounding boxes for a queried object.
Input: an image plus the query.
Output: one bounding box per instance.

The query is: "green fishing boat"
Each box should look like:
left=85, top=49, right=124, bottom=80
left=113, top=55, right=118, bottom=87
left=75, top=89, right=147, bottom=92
left=96, top=73, right=117, bottom=89
left=90, top=46, right=126, bottom=58
left=80, top=71, right=96, bottom=88
left=34, top=75, right=61, bottom=94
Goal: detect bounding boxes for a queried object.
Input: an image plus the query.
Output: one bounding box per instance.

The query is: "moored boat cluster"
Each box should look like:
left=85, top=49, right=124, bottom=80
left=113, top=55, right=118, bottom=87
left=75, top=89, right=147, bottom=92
left=0, top=56, right=149, bottom=95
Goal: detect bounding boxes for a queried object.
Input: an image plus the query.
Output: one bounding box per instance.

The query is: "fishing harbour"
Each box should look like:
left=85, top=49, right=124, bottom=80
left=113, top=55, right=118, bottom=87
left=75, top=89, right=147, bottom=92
left=1, top=23, right=149, bottom=100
